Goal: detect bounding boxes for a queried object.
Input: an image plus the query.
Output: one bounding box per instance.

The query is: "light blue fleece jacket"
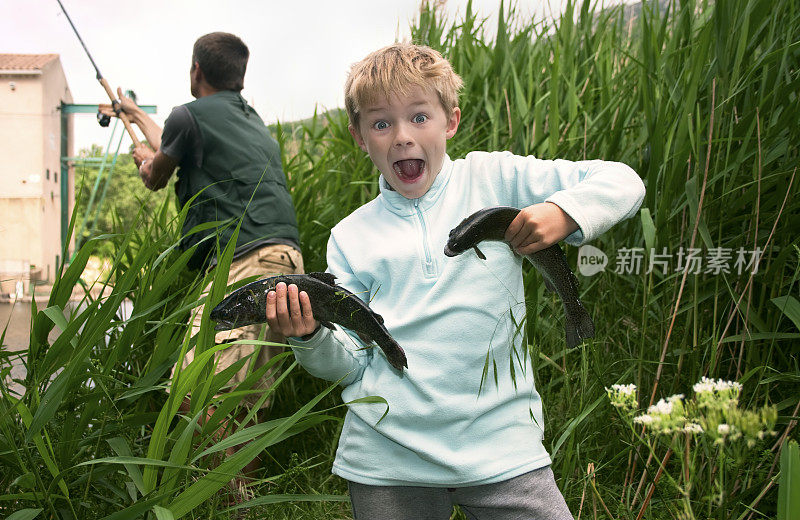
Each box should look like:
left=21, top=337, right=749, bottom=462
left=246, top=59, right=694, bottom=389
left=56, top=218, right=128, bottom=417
left=290, top=151, right=645, bottom=487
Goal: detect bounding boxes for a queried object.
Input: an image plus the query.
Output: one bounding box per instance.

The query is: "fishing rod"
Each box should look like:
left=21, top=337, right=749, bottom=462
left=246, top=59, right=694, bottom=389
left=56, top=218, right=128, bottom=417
left=56, top=0, right=143, bottom=148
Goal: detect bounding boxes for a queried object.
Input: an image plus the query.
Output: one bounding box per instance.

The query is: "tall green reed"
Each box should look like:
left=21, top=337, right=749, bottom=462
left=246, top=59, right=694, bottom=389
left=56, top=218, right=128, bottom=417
left=0, top=188, right=344, bottom=519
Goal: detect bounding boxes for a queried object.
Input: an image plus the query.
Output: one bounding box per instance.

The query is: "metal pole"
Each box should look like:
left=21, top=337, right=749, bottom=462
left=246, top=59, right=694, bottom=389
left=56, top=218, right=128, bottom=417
left=88, top=132, right=126, bottom=237
left=60, top=102, right=70, bottom=261
left=74, top=118, right=119, bottom=249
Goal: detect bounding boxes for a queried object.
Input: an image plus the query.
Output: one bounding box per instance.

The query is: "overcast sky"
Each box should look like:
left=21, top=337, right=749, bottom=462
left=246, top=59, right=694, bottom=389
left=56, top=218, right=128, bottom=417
left=2, top=0, right=627, bottom=152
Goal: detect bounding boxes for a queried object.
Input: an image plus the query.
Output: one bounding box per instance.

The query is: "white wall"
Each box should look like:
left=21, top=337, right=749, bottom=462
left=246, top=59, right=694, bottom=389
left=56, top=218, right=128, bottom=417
left=0, top=56, right=73, bottom=285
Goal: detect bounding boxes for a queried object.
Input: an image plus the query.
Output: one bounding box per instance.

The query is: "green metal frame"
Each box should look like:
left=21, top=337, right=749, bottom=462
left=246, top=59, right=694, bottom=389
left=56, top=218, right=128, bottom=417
left=59, top=101, right=157, bottom=256
left=60, top=104, right=157, bottom=114
left=73, top=117, right=123, bottom=250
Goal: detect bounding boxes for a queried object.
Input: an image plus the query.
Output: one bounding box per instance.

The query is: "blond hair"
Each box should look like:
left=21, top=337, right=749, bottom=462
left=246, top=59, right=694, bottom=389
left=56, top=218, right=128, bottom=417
left=344, top=43, right=463, bottom=128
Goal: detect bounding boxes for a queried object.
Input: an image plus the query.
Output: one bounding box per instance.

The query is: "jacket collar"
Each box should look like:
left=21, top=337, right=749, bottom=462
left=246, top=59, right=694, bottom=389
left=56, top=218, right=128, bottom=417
left=378, top=154, right=453, bottom=216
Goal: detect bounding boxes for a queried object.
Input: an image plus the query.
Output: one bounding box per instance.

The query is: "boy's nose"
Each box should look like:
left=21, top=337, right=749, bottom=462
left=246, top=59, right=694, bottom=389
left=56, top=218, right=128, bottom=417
left=393, top=123, right=414, bottom=147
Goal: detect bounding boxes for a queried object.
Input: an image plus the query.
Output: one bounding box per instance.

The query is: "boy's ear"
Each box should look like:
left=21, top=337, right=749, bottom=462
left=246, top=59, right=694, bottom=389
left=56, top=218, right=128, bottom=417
left=349, top=124, right=368, bottom=152
left=446, top=107, right=461, bottom=139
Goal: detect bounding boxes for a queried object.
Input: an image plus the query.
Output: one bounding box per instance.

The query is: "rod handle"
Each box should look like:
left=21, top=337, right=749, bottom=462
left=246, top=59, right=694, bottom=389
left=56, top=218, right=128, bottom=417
left=98, top=77, right=143, bottom=148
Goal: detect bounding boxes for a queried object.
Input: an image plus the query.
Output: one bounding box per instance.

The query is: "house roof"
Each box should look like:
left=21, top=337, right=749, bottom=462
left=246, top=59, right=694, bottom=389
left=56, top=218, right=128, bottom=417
left=0, top=54, right=59, bottom=71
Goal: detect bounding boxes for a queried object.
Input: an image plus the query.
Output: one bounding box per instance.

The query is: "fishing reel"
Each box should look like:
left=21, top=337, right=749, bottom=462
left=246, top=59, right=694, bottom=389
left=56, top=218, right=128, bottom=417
left=96, top=90, right=137, bottom=128
left=96, top=111, right=111, bottom=127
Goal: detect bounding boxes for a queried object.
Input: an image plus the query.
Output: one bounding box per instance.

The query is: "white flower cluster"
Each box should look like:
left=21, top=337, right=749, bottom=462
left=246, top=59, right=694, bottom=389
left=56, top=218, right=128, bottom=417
left=605, top=384, right=638, bottom=413
left=649, top=397, right=674, bottom=416
left=631, top=395, right=697, bottom=434
left=711, top=422, right=745, bottom=444
left=608, top=378, right=776, bottom=446
left=611, top=383, right=637, bottom=396
left=693, top=376, right=742, bottom=394
left=693, top=377, right=742, bottom=408
left=684, top=422, right=704, bottom=434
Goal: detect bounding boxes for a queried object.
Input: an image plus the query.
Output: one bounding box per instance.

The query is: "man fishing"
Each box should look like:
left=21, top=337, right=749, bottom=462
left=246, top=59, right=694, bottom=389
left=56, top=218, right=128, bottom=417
left=99, top=32, right=303, bottom=501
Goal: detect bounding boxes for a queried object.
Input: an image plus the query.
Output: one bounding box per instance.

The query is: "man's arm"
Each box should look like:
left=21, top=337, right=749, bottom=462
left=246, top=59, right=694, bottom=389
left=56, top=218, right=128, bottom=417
left=101, top=87, right=196, bottom=191
left=135, top=146, right=177, bottom=191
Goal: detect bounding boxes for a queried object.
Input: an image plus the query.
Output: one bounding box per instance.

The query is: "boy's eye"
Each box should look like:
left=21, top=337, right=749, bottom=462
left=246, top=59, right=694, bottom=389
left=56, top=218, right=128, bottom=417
left=373, top=120, right=389, bottom=130
left=413, top=114, right=428, bottom=124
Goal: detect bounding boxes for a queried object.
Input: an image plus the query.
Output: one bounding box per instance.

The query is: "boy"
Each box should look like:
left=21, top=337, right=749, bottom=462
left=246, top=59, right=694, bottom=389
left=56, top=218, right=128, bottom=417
left=266, top=43, right=645, bottom=519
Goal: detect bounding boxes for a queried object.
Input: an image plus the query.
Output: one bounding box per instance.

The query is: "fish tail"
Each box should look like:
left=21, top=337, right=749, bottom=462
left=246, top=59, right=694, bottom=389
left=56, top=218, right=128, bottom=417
left=564, top=303, right=595, bottom=349
left=378, top=338, right=408, bottom=370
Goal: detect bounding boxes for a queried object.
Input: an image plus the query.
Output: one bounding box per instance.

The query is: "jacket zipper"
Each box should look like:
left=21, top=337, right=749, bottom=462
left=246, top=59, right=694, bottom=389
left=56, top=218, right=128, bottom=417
left=413, top=199, right=436, bottom=277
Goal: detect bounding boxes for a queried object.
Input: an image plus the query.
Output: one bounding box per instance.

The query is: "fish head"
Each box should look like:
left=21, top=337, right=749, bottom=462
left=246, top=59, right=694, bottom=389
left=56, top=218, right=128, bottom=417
left=443, top=240, right=467, bottom=257
left=445, top=207, right=521, bottom=257
left=209, top=287, right=262, bottom=331
left=444, top=216, right=477, bottom=257
left=212, top=318, right=237, bottom=331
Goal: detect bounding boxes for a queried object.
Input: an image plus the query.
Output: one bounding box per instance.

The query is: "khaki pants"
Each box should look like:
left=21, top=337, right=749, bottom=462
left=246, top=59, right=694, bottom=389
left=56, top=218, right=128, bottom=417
left=177, top=243, right=304, bottom=408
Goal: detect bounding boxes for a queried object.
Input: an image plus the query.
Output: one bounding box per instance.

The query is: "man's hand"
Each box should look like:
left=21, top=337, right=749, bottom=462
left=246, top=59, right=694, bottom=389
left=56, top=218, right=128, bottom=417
left=98, top=87, right=143, bottom=120
left=504, top=202, right=579, bottom=255
left=135, top=144, right=157, bottom=188
left=265, top=282, right=320, bottom=338
left=138, top=149, right=176, bottom=191
left=98, top=87, right=163, bottom=150
left=132, top=144, right=154, bottom=168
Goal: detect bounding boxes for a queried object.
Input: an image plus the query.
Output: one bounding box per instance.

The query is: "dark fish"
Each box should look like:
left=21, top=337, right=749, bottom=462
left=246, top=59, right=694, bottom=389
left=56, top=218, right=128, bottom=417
left=210, top=272, right=408, bottom=370
left=444, top=206, right=595, bottom=349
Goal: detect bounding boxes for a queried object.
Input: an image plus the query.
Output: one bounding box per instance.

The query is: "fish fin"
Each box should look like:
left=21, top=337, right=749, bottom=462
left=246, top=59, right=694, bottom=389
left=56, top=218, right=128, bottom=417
left=542, top=277, right=556, bottom=293
left=473, top=246, right=486, bottom=260
left=564, top=304, right=595, bottom=349
left=319, top=320, right=337, bottom=331
left=565, top=322, right=580, bottom=350
left=308, top=272, right=337, bottom=285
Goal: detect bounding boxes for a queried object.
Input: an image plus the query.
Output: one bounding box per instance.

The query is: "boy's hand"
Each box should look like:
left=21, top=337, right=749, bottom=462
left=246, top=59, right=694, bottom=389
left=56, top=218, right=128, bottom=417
left=265, top=282, right=320, bottom=338
left=505, top=202, right=579, bottom=255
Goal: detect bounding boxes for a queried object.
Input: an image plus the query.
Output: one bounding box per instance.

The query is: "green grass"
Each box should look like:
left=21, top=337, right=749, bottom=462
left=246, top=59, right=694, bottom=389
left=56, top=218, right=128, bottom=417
left=2, top=0, right=798, bottom=518
left=0, top=196, right=350, bottom=519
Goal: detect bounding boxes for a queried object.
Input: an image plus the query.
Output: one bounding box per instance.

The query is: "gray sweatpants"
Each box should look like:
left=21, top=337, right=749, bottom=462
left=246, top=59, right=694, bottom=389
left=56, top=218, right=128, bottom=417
left=347, top=466, right=573, bottom=520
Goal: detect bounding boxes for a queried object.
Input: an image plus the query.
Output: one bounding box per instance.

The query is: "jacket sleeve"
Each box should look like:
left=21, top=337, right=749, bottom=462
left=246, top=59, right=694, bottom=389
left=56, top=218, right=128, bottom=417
left=471, top=151, right=646, bottom=246
left=287, top=231, right=373, bottom=386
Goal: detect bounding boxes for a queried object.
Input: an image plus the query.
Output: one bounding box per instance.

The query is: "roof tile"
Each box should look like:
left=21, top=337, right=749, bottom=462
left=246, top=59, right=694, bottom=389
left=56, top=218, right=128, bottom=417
left=0, top=54, right=59, bottom=71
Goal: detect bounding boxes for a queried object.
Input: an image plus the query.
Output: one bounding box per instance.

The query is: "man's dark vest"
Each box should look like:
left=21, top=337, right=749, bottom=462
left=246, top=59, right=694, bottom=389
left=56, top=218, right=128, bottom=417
left=175, top=91, right=299, bottom=269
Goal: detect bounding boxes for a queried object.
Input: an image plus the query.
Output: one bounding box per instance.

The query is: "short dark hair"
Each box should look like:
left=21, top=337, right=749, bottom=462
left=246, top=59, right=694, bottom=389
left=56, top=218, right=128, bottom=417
left=192, top=32, right=249, bottom=91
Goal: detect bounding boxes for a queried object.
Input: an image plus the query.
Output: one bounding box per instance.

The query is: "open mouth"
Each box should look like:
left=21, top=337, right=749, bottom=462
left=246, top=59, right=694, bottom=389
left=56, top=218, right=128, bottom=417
left=393, top=159, right=425, bottom=182
left=213, top=320, right=234, bottom=331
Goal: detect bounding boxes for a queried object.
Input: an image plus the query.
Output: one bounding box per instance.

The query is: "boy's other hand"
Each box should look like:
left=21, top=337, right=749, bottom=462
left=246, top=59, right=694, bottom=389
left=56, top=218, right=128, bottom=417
left=265, top=282, right=320, bottom=338
left=505, top=202, right=579, bottom=255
